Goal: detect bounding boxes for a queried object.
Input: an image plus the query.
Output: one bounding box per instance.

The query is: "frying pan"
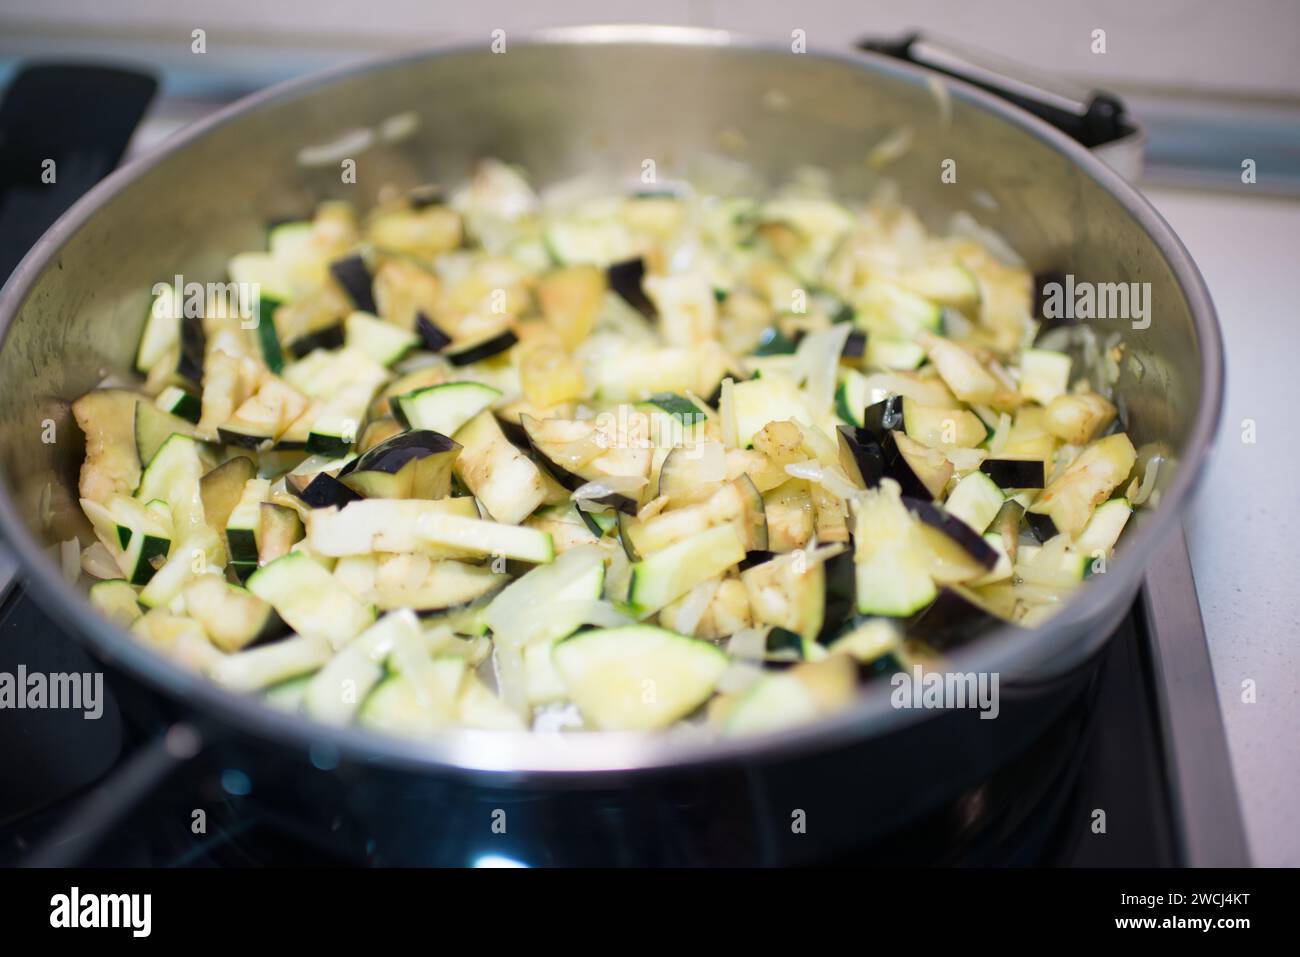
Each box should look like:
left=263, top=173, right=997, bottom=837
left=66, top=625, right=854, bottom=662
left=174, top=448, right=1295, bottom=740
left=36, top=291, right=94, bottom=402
left=0, top=26, right=1223, bottom=864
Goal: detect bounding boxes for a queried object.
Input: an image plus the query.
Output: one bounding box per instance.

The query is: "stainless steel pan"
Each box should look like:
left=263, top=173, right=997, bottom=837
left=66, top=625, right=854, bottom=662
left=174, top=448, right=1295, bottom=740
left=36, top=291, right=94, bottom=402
left=0, top=26, right=1223, bottom=863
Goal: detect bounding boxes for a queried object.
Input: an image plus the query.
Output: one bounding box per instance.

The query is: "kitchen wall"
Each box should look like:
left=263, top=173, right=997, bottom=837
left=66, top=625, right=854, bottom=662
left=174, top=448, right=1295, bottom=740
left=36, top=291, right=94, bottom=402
left=2, top=0, right=1298, bottom=98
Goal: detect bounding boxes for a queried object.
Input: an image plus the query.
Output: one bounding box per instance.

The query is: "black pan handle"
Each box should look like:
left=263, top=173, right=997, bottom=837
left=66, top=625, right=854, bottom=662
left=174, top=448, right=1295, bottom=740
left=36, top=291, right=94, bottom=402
left=0, top=63, right=157, bottom=283
left=857, top=32, right=1135, bottom=150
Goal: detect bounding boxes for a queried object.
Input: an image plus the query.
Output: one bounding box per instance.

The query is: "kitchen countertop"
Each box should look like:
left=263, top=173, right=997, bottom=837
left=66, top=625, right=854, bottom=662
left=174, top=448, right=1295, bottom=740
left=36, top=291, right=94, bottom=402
left=1143, top=186, right=1300, bottom=867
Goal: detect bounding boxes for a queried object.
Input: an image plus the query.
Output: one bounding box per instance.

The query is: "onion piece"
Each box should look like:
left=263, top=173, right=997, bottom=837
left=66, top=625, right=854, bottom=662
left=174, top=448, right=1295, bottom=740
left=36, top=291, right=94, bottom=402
left=784, top=459, right=862, bottom=501
left=571, top=474, right=647, bottom=503
left=1132, top=455, right=1163, bottom=506
left=795, top=323, right=852, bottom=418
left=717, top=659, right=766, bottom=695
left=59, top=538, right=81, bottom=584
left=673, top=579, right=720, bottom=637
left=726, top=626, right=769, bottom=662
left=719, top=377, right=739, bottom=450
left=81, top=541, right=121, bottom=580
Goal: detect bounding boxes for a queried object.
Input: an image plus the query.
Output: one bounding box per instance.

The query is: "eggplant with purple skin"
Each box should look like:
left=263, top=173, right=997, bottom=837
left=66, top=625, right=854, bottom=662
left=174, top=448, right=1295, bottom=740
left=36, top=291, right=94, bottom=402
left=607, top=258, right=656, bottom=318
left=445, top=328, right=518, bottom=366
left=336, top=429, right=460, bottom=499
left=980, top=457, right=1045, bottom=489
left=329, top=254, right=377, bottom=314
left=840, top=420, right=949, bottom=501
left=415, top=311, right=453, bottom=352
left=837, top=425, right=886, bottom=490
left=287, top=471, right=362, bottom=509
left=903, top=498, right=999, bottom=574
left=906, top=585, right=1013, bottom=651
left=519, top=415, right=641, bottom=515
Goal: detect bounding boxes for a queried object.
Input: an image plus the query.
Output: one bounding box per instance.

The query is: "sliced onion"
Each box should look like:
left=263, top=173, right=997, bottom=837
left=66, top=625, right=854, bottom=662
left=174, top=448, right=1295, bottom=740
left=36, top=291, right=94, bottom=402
left=572, top=474, right=647, bottom=503
left=726, top=626, right=769, bottom=662
left=81, top=541, right=121, bottom=580
left=795, top=323, right=852, bottom=417
left=673, top=579, right=720, bottom=637
left=945, top=446, right=987, bottom=473
left=860, top=372, right=954, bottom=407
left=719, top=377, right=739, bottom=450
left=716, top=660, right=766, bottom=695
left=59, top=538, right=81, bottom=584
left=1132, top=455, right=1163, bottom=506
left=784, top=460, right=862, bottom=501
left=949, top=211, right=1023, bottom=267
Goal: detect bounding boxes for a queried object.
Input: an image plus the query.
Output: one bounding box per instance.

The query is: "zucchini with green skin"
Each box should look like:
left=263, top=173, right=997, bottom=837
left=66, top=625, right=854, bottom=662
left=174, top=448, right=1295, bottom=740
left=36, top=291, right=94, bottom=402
left=155, top=386, right=202, bottom=424
left=135, top=432, right=212, bottom=532
left=225, top=478, right=271, bottom=565
left=307, top=497, right=479, bottom=556
left=344, top=310, right=419, bottom=366
left=333, top=553, right=506, bottom=613
left=304, top=610, right=421, bottom=725
left=89, top=578, right=144, bottom=628
left=248, top=551, right=376, bottom=648
left=853, top=480, right=937, bottom=617
left=627, top=523, right=746, bottom=616
left=209, top=634, right=333, bottom=694
left=553, top=624, right=728, bottom=730
left=393, top=381, right=502, bottom=436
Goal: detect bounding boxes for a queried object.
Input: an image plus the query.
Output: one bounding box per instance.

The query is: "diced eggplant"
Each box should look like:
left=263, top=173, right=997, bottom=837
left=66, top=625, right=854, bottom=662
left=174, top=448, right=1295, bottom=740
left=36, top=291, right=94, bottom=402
left=287, top=471, right=362, bottom=510
left=445, top=328, right=518, bottom=366
left=199, top=456, right=258, bottom=531
left=837, top=425, right=886, bottom=490
left=73, top=389, right=143, bottom=506
left=416, top=311, right=452, bottom=351
left=740, top=549, right=828, bottom=643
left=606, top=257, right=655, bottom=318
left=258, top=502, right=304, bottom=566
left=841, top=330, right=867, bottom=359
left=329, top=253, right=377, bottom=313
left=1028, top=432, right=1136, bottom=537
left=1024, top=510, right=1060, bottom=543
left=942, top=471, right=1004, bottom=534
left=903, top=498, right=1000, bottom=575
left=454, top=411, right=547, bottom=525
left=519, top=415, right=642, bottom=515
left=906, top=585, right=1011, bottom=650
left=337, top=430, right=460, bottom=499
left=979, top=457, right=1045, bottom=489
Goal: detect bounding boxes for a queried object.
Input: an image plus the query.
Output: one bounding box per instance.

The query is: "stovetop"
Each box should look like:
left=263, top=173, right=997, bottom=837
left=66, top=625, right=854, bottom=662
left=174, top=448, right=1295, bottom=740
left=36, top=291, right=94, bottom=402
left=0, top=530, right=1243, bottom=866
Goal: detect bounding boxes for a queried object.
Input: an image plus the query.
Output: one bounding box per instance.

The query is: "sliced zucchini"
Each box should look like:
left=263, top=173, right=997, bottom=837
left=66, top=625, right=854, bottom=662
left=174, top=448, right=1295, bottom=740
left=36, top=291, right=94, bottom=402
left=182, top=574, right=285, bottom=652
left=943, top=470, right=1004, bottom=534
left=307, top=496, right=479, bottom=556
left=344, top=310, right=419, bottom=366
left=304, top=610, right=422, bottom=725
left=135, top=432, right=210, bottom=531
left=866, top=336, right=926, bottom=371
left=827, top=618, right=902, bottom=664
left=1075, top=497, right=1132, bottom=556
left=723, top=655, right=857, bottom=736
left=413, top=513, right=554, bottom=564
left=225, top=478, right=271, bottom=565
left=553, top=625, right=728, bottom=730
left=835, top=369, right=870, bottom=426
left=626, top=523, right=747, bottom=616
left=135, top=285, right=181, bottom=374
left=155, top=385, right=201, bottom=424
left=853, top=280, right=942, bottom=338
left=88, top=578, right=143, bottom=628
left=209, top=634, right=333, bottom=694
left=135, top=400, right=201, bottom=466
left=247, top=551, right=375, bottom=648
left=392, top=381, right=501, bottom=436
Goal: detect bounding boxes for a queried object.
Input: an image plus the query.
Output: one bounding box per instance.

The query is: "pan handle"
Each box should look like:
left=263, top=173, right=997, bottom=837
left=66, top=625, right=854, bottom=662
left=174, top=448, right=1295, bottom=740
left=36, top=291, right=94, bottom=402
left=857, top=32, right=1145, bottom=181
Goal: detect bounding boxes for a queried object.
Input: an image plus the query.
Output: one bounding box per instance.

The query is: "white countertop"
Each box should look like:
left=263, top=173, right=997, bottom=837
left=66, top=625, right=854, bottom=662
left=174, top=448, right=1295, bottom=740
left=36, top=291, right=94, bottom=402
left=1144, top=186, right=1300, bottom=867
